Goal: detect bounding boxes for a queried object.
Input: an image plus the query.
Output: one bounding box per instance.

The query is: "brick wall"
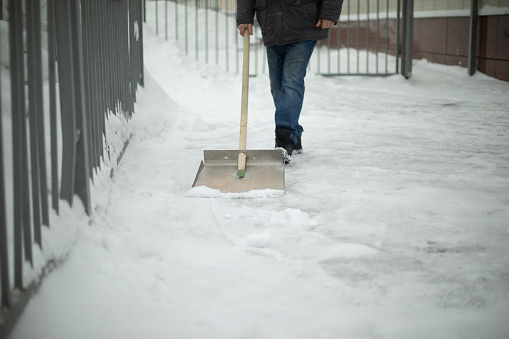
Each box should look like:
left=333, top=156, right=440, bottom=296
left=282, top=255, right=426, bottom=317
left=413, top=14, right=509, bottom=81
left=328, top=13, right=509, bottom=82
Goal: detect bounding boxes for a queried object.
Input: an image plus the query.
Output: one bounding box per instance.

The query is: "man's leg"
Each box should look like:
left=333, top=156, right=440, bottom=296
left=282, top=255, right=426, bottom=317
left=266, top=45, right=285, bottom=109
left=267, top=40, right=316, bottom=145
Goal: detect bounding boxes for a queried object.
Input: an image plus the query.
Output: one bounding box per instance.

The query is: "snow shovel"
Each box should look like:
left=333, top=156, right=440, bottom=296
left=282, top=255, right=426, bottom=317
left=192, top=30, right=285, bottom=193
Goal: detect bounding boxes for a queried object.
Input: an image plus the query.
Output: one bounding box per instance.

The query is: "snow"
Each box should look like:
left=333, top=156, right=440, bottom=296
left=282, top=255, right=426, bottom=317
left=4, top=10, right=509, bottom=339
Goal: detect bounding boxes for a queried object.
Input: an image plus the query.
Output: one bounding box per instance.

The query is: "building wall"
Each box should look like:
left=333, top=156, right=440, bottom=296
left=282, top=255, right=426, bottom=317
left=412, top=1, right=509, bottom=82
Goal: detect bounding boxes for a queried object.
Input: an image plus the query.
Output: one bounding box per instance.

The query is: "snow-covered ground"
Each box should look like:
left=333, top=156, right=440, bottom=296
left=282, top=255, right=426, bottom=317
left=6, top=14, right=509, bottom=339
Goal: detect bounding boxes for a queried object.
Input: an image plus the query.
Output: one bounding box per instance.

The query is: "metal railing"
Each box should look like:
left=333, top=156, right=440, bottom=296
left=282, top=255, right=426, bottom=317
left=0, top=0, right=144, bottom=336
left=146, top=0, right=413, bottom=77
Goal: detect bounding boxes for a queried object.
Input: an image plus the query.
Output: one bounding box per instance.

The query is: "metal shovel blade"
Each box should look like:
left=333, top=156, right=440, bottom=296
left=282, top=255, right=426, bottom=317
left=192, top=150, right=285, bottom=193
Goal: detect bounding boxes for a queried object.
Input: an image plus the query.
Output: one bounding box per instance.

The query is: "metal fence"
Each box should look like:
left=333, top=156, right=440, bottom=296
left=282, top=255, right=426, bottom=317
left=146, top=0, right=414, bottom=77
left=0, top=0, right=144, bottom=336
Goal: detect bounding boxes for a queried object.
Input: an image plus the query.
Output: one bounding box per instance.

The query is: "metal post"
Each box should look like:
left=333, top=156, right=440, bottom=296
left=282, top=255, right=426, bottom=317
left=47, top=0, right=60, bottom=214
left=33, top=0, right=49, bottom=228
left=385, top=0, right=390, bottom=73
left=89, top=0, right=101, bottom=168
left=81, top=0, right=95, bottom=174
left=0, top=32, right=9, bottom=309
left=55, top=0, right=77, bottom=206
left=356, top=0, right=360, bottom=73
left=366, top=0, right=370, bottom=73
left=9, top=0, right=31, bottom=288
left=139, top=0, right=145, bottom=86
left=26, top=0, right=50, bottom=246
left=70, top=0, right=91, bottom=213
left=196, top=0, right=199, bottom=61
left=347, top=0, right=350, bottom=73
left=395, top=0, right=401, bottom=74
left=401, top=0, right=413, bottom=79
left=468, top=0, right=478, bottom=76
left=55, top=0, right=91, bottom=214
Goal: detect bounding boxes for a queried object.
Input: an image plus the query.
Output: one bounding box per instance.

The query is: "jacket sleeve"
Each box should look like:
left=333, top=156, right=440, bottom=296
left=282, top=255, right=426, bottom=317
left=318, top=0, right=344, bottom=24
left=237, top=0, right=257, bottom=26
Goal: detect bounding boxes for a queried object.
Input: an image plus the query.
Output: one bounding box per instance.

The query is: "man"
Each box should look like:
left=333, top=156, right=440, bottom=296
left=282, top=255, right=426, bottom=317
left=237, top=0, right=343, bottom=159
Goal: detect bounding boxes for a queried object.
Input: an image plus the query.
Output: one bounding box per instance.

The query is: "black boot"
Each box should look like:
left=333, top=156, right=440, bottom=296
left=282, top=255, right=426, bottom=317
left=275, top=129, right=294, bottom=156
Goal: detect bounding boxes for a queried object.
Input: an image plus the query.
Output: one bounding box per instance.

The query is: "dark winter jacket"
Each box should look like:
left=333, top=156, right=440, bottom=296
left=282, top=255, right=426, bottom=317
left=237, top=0, right=344, bottom=46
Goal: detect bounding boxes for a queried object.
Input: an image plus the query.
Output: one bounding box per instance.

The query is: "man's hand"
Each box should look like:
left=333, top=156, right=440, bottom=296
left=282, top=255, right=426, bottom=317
left=316, top=19, right=335, bottom=29
left=237, top=24, right=253, bottom=36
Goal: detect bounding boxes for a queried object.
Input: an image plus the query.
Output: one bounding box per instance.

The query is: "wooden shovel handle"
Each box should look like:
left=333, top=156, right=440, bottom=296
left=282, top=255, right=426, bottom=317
left=239, top=30, right=250, bottom=151
left=237, top=30, right=250, bottom=178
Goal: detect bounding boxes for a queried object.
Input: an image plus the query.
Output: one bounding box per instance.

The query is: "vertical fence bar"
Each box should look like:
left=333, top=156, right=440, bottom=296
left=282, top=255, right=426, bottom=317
left=327, top=35, right=331, bottom=74
left=385, top=0, right=389, bottom=73
left=81, top=0, right=95, bottom=176
left=116, top=0, right=122, bottom=112
left=395, top=0, right=401, bottom=74
left=124, top=0, right=134, bottom=116
left=225, top=8, right=229, bottom=72
left=32, top=0, right=48, bottom=227
left=347, top=0, right=350, bottom=73
left=376, top=0, right=379, bottom=74
left=401, top=0, right=413, bottom=78
left=366, top=0, right=370, bottom=73
left=26, top=0, right=44, bottom=246
left=55, top=0, right=91, bottom=214
left=165, top=0, right=168, bottom=40
left=215, top=0, right=219, bottom=64
left=117, top=0, right=123, bottom=110
left=92, top=0, right=103, bottom=167
left=70, top=0, right=91, bottom=212
left=0, top=31, right=9, bottom=309
left=337, top=20, right=341, bottom=73
left=356, top=0, right=360, bottom=73
left=262, top=31, right=267, bottom=74
left=175, top=0, right=178, bottom=40
left=185, top=0, right=189, bottom=54
left=55, top=0, right=77, bottom=206
left=109, top=0, right=115, bottom=111
left=316, top=38, right=320, bottom=73
left=9, top=0, right=31, bottom=288
left=139, top=0, right=145, bottom=86
left=196, top=0, right=199, bottom=60
left=112, top=1, right=118, bottom=111
left=47, top=0, right=59, bottom=213
left=254, top=28, right=259, bottom=75
left=468, top=0, right=478, bottom=76
left=205, top=0, right=209, bottom=63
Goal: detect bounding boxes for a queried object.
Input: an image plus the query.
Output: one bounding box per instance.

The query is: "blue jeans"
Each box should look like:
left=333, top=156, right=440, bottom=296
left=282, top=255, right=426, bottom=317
left=266, top=40, right=316, bottom=144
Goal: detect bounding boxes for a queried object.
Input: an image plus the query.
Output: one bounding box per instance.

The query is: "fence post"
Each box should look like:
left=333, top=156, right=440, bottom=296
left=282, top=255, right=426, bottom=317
left=26, top=0, right=50, bottom=247
left=0, top=33, right=9, bottom=309
left=401, top=0, right=414, bottom=79
left=47, top=0, right=60, bottom=214
left=55, top=0, right=91, bottom=214
left=139, top=0, right=145, bottom=86
left=9, top=0, right=33, bottom=286
left=468, top=0, right=478, bottom=76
